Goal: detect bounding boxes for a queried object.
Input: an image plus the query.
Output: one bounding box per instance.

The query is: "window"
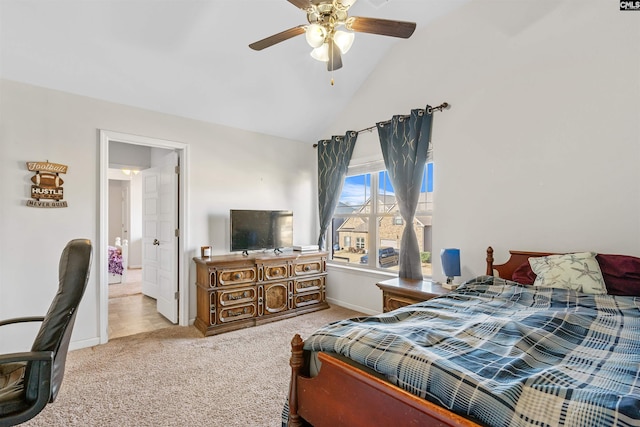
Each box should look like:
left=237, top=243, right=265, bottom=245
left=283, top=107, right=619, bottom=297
left=328, top=162, right=433, bottom=276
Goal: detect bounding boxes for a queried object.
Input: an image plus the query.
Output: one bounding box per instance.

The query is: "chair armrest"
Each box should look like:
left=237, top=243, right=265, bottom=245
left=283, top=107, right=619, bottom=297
left=0, top=316, right=45, bottom=328
left=0, top=351, right=54, bottom=365
left=0, top=351, right=54, bottom=426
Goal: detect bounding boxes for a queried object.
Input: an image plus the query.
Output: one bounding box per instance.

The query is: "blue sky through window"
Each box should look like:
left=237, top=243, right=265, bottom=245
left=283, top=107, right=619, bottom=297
left=339, top=163, right=433, bottom=207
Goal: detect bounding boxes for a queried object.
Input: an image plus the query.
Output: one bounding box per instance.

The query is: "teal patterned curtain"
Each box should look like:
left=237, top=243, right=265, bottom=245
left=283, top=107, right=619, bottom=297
left=317, top=132, right=358, bottom=250
left=377, top=107, right=433, bottom=280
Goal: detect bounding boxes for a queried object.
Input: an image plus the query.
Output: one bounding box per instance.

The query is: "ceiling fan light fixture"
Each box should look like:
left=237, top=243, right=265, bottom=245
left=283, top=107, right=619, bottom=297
left=305, top=23, right=327, bottom=48
left=333, top=30, right=355, bottom=54
left=249, top=0, right=416, bottom=81
left=334, top=0, right=358, bottom=11
left=310, top=43, right=329, bottom=62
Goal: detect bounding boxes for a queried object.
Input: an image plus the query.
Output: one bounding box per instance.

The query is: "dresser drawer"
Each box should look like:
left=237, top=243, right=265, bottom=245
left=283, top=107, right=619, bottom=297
left=383, top=294, right=419, bottom=312
left=218, top=303, right=257, bottom=323
left=217, top=286, right=256, bottom=307
left=259, top=261, right=290, bottom=282
left=217, top=267, right=257, bottom=286
left=294, top=290, right=323, bottom=308
left=294, top=276, right=324, bottom=293
left=293, top=258, right=323, bottom=276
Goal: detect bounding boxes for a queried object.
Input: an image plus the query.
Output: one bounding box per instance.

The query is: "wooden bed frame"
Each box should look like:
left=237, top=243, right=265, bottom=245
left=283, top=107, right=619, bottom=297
left=286, top=246, right=554, bottom=427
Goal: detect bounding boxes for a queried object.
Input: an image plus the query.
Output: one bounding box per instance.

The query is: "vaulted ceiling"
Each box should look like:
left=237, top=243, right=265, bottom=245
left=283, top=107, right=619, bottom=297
left=0, top=0, right=468, bottom=142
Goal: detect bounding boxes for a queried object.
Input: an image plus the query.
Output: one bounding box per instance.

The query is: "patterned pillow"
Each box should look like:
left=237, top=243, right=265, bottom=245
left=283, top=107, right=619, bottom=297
left=529, top=252, right=607, bottom=294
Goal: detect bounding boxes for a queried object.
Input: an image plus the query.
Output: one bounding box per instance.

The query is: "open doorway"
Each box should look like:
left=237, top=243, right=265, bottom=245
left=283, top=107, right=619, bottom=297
left=99, top=130, right=189, bottom=344
left=107, top=152, right=174, bottom=338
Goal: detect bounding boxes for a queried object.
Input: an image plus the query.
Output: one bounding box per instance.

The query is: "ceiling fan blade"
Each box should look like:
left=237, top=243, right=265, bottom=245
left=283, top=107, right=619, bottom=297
left=287, top=0, right=312, bottom=10
left=327, top=40, right=343, bottom=71
left=249, top=25, right=306, bottom=51
left=347, top=17, right=416, bottom=39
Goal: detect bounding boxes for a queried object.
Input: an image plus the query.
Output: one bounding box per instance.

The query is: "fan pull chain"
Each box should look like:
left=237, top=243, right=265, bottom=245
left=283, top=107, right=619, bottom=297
left=330, top=45, right=334, bottom=86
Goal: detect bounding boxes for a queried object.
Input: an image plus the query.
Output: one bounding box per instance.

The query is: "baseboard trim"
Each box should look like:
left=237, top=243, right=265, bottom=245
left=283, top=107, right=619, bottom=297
left=70, top=336, right=100, bottom=351
left=327, top=298, right=378, bottom=316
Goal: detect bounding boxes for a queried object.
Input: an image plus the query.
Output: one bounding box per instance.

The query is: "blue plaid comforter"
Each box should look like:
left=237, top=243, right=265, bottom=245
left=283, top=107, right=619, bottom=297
left=303, top=276, right=640, bottom=427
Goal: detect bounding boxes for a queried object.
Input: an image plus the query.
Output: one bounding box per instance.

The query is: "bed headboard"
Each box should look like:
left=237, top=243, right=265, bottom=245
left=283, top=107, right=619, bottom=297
left=485, top=246, right=556, bottom=280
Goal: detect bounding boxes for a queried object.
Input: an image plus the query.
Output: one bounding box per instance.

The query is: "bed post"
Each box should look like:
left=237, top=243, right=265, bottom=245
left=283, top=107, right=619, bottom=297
left=486, top=246, right=494, bottom=276
left=288, top=334, right=304, bottom=427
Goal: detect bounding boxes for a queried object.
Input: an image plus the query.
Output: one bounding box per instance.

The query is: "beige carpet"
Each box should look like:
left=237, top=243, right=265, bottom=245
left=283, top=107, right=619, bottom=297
left=23, top=305, right=363, bottom=427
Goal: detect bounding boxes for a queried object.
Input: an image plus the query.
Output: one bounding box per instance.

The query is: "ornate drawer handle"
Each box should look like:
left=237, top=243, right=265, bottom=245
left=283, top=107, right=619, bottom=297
left=227, top=291, right=250, bottom=301
left=303, top=265, right=311, bottom=272
left=228, top=307, right=250, bottom=317
left=233, top=272, right=243, bottom=280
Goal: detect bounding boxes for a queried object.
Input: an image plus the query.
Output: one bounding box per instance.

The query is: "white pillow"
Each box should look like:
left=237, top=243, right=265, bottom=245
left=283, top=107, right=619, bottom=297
left=529, top=252, right=607, bottom=295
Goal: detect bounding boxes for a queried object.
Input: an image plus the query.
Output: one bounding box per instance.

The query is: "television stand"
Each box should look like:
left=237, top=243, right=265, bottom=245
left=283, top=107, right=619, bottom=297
left=193, top=251, right=329, bottom=336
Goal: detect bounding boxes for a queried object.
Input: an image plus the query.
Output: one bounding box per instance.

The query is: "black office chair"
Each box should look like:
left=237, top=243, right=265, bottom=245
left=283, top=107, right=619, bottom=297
left=0, top=239, right=92, bottom=427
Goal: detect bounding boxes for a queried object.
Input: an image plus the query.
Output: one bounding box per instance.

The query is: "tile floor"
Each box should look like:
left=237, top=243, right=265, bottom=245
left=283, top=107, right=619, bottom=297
left=108, top=269, right=174, bottom=339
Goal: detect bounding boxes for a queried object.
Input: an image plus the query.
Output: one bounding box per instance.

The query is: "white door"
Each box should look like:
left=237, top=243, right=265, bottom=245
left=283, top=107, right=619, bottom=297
left=141, top=152, right=179, bottom=323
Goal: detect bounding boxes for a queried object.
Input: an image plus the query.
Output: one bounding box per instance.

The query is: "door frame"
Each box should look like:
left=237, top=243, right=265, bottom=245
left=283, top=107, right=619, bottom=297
left=99, top=130, right=189, bottom=344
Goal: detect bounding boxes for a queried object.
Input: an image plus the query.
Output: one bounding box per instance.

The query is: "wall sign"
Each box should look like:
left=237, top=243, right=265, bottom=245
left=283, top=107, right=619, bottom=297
left=26, top=161, right=68, bottom=208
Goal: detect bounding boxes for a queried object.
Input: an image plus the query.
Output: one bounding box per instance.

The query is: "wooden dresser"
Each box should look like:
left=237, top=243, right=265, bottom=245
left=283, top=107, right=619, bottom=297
left=193, top=251, right=329, bottom=336
left=376, top=277, right=449, bottom=312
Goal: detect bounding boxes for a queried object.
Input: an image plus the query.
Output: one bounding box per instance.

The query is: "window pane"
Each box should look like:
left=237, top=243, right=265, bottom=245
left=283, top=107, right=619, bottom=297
left=328, top=163, right=434, bottom=277
left=378, top=171, right=396, bottom=213
left=337, top=174, right=371, bottom=213
left=416, top=163, right=434, bottom=213
left=331, top=217, right=369, bottom=265
left=417, top=163, right=433, bottom=277
left=377, top=216, right=400, bottom=270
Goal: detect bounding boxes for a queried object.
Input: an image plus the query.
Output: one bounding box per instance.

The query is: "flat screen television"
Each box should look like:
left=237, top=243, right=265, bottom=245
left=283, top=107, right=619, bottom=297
left=230, top=209, right=293, bottom=253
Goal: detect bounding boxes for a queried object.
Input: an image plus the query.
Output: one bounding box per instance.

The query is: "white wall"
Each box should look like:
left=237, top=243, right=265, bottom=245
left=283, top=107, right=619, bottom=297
left=108, top=179, right=124, bottom=245
left=326, top=0, right=640, bottom=313
left=0, top=80, right=318, bottom=351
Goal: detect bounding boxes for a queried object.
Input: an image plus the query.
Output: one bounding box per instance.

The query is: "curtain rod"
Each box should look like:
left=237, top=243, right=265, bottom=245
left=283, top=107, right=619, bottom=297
left=313, top=102, right=450, bottom=148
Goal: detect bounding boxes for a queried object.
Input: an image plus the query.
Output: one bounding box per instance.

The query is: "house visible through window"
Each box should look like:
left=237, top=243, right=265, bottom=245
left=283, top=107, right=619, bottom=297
left=328, top=161, right=433, bottom=276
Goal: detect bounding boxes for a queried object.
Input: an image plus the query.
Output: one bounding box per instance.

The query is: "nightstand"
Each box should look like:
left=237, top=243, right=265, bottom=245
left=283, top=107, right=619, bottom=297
left=376, top=277, right=449, bottom=313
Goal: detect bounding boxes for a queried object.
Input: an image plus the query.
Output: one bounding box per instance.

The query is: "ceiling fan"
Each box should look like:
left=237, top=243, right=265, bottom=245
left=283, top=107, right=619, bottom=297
left=249, top=0, right=416, bottom=73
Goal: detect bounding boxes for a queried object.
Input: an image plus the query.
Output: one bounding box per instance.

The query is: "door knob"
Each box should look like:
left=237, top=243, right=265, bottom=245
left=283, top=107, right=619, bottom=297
left=153, top=239, right=160, bottom=246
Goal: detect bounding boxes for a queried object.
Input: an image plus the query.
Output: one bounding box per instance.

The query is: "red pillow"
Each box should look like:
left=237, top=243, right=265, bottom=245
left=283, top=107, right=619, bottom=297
left=596, top=254, right=640, bottom=296
left=511, top=261, right=537, bottom=285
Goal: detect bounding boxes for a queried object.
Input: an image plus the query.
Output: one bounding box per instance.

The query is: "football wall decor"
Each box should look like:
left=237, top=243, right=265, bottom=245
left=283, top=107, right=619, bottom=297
left=26, top=161, right=68, bottom=208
